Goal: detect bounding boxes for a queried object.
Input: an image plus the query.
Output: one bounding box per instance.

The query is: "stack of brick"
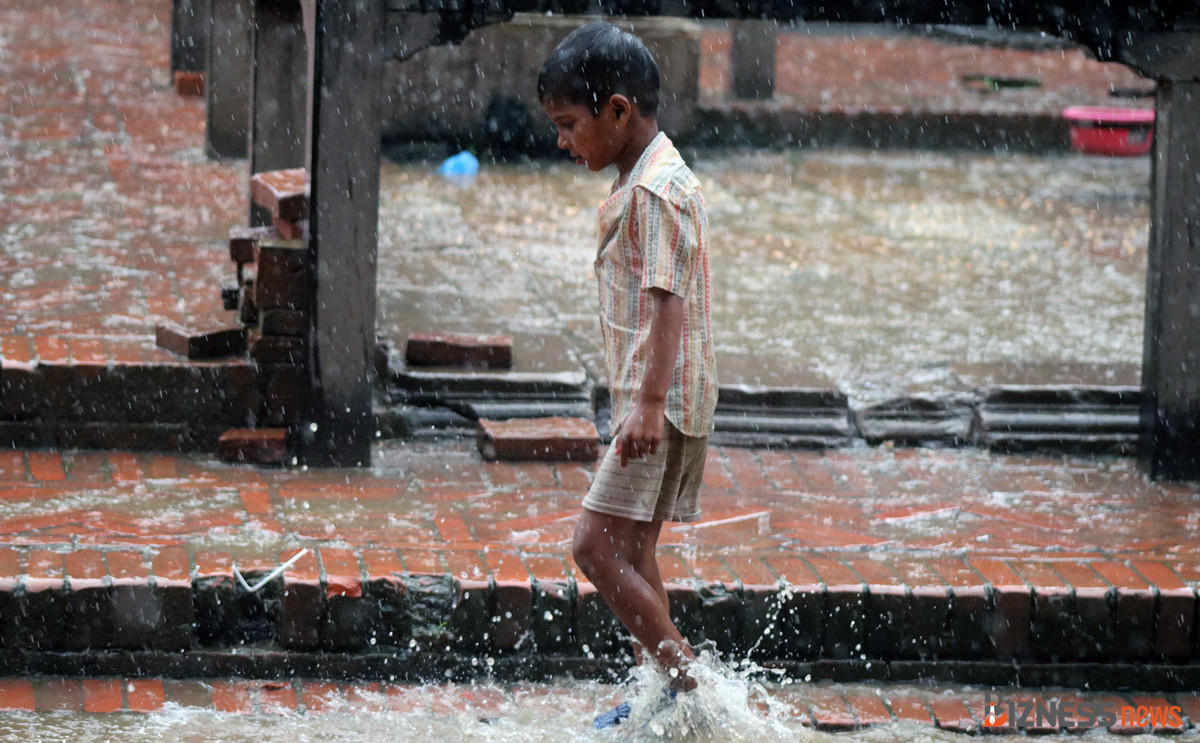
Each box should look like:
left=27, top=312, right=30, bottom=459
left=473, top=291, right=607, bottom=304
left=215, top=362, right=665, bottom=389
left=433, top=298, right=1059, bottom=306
left=211, top=169, right=313, bottom=464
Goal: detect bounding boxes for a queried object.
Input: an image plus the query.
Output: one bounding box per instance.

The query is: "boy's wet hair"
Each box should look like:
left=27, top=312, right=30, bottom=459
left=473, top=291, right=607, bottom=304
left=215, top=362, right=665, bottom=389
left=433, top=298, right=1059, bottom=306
left=537, top=21, right=660, bottom=117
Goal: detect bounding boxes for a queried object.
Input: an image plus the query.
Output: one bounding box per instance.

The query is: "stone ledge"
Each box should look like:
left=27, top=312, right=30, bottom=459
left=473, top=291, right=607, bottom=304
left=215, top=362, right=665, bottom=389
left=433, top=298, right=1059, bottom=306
left=0, top=567, right=1196, bottom=669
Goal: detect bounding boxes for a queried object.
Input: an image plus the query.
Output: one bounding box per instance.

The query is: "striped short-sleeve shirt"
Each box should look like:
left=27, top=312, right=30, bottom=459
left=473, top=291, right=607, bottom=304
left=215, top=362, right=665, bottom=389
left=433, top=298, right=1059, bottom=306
left=595, top=132, right=717, bottom=438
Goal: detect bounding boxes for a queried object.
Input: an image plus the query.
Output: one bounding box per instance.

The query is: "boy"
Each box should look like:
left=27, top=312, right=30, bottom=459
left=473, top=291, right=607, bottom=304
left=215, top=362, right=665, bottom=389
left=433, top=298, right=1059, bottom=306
left=537, top=21, right=718, bottom=728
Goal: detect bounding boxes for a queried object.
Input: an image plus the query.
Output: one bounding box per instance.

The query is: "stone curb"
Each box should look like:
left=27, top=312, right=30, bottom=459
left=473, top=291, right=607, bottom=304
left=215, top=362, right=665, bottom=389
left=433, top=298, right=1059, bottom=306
left=2, top=550, right=1197, bottom=676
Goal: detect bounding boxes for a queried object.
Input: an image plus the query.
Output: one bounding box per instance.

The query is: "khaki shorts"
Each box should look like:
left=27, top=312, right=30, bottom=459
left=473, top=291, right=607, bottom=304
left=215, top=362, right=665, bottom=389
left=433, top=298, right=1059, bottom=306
left=582, top=420, right=708, bottom=523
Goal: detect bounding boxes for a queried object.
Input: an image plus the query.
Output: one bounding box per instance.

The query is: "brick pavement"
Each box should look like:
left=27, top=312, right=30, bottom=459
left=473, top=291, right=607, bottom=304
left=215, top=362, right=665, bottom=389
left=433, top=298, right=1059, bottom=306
left=0, top=442, right=1198, bottom=682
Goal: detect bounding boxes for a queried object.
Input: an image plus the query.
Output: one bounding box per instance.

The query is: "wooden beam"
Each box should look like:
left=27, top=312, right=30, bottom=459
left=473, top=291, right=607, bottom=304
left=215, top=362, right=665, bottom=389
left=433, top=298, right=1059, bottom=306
left=1138, top=80, right=1200, bottom=480
left=1121, top=34, right=1200, bottom=480
left=299, top=0, right=386, bottom=466
left=249, top=0, right=309, bottom=224
left=206, top=0, right=255, bottom=160
left=731, top=20, right=776, bottom=101
left=170, top=0, right=211, bottom=73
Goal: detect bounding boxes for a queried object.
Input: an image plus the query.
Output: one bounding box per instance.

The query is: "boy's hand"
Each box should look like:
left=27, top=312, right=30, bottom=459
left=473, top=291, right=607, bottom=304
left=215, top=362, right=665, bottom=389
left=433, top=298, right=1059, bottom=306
left=615, top=399, right=664, bottom=467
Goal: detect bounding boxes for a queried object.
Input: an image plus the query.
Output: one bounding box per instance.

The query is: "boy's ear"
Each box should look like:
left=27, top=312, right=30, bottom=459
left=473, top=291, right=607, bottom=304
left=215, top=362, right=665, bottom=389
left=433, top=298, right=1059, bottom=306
left=606, top=93, right=632, bottom=123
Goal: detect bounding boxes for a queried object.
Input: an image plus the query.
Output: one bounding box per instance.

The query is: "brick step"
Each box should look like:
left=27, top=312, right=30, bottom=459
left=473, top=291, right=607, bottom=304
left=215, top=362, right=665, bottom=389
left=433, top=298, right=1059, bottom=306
left=0, top=547, right=1197, bottom=676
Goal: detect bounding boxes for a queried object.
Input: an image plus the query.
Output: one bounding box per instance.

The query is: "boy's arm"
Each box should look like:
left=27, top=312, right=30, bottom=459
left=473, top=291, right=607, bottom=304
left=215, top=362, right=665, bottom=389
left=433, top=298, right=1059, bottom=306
left=616, top=287, right=683, bottom=467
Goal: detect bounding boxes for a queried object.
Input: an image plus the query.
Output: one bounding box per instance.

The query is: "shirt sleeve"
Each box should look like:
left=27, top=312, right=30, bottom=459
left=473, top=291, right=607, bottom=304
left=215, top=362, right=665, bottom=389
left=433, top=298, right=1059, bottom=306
left=634, top=185, right=702, bottom=298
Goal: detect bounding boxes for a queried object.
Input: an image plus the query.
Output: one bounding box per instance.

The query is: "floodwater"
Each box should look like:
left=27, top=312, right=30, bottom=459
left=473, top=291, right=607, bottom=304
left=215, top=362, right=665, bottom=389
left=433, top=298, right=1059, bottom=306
left=377, top=149, right=1148, bottom=401
left=3, top=657, right=1194, bottom=742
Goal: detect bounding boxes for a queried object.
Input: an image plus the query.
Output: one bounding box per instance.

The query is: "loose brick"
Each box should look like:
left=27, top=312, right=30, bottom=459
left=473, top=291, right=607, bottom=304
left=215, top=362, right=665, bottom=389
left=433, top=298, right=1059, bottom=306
left=405, top=332, right=514, bottom=369
left=173, top=70, right=205, bottom=96
left=477, top=417, right=600, bottom=462
left=218, top=428, right=288, bottom=465
left=259, top=308, right=307, bottom=336
left=271, top=216, right=305, bottom=240
left=262, top=364, right=307, bottom=425
left=155, top=323, right=246, bottom=360
left=254, top=239, right=308, bottom=311
left=251, top=168, right=308, bottom=222
left=229, top=224, right=278, bottom=264
left=250, top=335, right=306, bottom=364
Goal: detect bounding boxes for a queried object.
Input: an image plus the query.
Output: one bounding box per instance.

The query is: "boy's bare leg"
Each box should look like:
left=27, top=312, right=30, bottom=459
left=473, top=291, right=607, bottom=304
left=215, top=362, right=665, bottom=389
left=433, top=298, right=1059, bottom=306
left=573, top=508, right=697, bottom=691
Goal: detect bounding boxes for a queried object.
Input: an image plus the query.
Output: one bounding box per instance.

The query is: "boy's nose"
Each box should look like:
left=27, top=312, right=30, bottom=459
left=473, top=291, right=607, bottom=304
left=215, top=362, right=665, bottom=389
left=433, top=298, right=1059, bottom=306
left=556, top=131, right=569, bottom=150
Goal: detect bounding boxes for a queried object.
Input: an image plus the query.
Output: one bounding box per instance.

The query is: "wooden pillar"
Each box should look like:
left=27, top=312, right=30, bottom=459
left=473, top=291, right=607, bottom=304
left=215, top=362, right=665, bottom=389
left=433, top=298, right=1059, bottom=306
left=1121, top=34, right=1200, bottom=480
left=171, top=0, right=211, bottom=73
left=249, top=0, right=309, bottom=225
left=731, top=19, right=776, bottom=100
left=206, top=0, right=255, bottom=159
left=298, top=0, right=386, bottom=467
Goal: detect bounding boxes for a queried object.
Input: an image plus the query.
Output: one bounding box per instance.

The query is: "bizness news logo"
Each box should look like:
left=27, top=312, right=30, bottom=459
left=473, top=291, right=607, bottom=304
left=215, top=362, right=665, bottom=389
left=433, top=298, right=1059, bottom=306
left=982, top=692, right=1184, bottom=730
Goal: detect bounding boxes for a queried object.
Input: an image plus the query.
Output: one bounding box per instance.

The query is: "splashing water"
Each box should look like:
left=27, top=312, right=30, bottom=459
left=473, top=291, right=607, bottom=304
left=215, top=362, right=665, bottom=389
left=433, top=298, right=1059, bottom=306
left=608, top=649, right=814, bottom=743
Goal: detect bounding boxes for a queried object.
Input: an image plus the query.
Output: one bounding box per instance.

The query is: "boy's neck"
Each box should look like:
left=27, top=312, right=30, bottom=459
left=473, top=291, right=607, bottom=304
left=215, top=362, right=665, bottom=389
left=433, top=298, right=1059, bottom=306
left=614, top=118, right=660, bottom=187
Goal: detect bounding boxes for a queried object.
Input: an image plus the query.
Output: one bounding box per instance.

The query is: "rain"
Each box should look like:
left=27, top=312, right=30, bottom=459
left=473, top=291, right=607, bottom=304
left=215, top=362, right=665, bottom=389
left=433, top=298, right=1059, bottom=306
left=3, top=0, right=1200, bottom=740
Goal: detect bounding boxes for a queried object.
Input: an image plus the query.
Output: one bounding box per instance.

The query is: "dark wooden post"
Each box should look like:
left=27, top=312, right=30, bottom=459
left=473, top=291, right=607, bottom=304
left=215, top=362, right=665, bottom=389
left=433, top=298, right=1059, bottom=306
left=171, top=0, right=212, bottom=73
left=206, top=0, right=255, bottom=159
left=298, top=0, right=386, bottom=466
left=249, top=0, right=310, bottom=225
left=731, top=19, right=776, bottom=100
left=1121, top=34, right=1200, bottom=480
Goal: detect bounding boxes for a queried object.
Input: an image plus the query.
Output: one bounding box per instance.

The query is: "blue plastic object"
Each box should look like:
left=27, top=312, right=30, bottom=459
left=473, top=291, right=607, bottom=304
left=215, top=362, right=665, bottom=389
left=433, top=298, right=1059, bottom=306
left=438, top=150, right=479, bottom=177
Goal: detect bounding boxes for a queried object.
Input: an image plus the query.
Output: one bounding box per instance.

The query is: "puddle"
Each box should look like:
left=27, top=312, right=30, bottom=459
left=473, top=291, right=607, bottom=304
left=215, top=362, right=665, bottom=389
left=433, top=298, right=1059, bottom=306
left=377, top=149, right=1149, bottom=404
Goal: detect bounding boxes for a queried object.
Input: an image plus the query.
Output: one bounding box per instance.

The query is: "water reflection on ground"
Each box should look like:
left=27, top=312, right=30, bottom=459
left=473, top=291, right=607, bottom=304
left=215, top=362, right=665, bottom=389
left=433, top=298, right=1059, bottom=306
left=377, top=150, right=1148, bottom=402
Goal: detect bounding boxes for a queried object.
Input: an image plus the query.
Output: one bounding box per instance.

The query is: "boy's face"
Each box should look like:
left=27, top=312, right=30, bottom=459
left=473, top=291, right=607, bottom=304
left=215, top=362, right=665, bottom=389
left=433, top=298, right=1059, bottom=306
left=541, top=98, right=624, bottom=173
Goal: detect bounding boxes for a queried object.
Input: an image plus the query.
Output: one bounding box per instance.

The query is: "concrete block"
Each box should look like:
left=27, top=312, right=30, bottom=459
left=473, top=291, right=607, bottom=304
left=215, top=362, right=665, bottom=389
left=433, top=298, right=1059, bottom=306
left=405, top=332, right=514, bottom=369
left=477, top=417, right=600, bottom=462
left=155, top=324, right=246, bottom=360
left=217, top=428, right=288, bottom=465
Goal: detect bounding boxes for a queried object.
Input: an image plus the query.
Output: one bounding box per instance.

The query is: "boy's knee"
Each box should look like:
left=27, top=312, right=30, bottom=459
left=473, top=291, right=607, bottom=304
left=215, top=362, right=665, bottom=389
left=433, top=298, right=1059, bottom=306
left=572, top=529, right=600, bottom=576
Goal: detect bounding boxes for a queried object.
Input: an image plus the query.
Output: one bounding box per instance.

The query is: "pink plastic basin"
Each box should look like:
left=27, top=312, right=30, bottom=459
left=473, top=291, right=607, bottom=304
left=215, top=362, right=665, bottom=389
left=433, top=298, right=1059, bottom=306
left=1062, top=106, right=1155, bottom=157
